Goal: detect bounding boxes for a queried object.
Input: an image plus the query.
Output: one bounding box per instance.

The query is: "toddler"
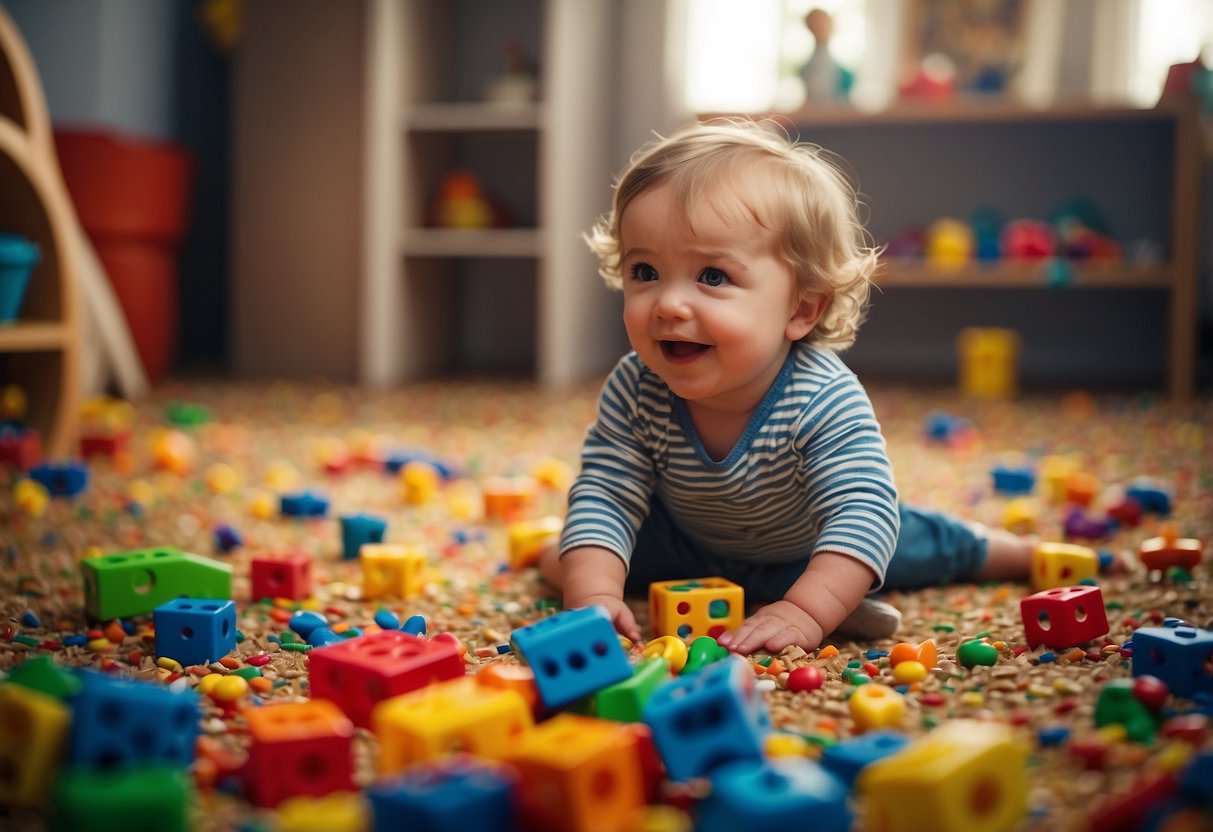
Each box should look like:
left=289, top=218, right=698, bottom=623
left=541, top=119, right=1032, bottom=655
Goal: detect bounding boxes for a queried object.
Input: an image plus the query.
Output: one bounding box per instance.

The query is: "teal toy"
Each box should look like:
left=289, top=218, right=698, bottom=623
left=81, top=546, right=233, bottom=621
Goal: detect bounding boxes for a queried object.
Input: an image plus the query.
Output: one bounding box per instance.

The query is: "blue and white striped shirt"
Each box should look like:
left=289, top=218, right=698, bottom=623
left=559, top=342, right=900, bottom=585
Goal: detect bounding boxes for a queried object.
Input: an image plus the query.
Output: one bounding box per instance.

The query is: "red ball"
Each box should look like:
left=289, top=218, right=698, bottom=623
left=787, top=665, right=824, bottom=693
left=1132, top=675, right=1170, bottom=711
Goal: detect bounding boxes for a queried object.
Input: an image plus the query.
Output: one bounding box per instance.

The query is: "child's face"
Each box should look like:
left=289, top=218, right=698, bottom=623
left=619, top=181, right=821, bottom=413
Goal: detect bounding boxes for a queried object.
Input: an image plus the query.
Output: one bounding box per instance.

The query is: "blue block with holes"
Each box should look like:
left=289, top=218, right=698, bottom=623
left=642, top=655, right=770, bottom=781
left=820, top=730, right=910, bottom=787
left=698, top=758, right=851, bottom=832
left=67, top=668, right=200, bottom=767
left=1131, top=626, right=1213, bottom=699
left=509, top=605, right=632, bottom=709
left=153, top=597, right=237, bottom=667
left=368, top=758, right=515, bottom=832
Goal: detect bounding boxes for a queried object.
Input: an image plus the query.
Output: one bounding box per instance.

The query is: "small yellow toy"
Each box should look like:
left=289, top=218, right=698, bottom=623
left=401, top=460, right=441, bottom=506
left=849, top=683, right=907, bottom=731
left=1031, top=541, right=1099, bottom=591
left=507, top=515, right=563, bottom=571
left=649, top=577, right=744, bottom=640
left=1001, top=497, right=1038, bottom=535
left=360, top=544, right=427, bottom=600
left=0, top=684, right=70, bottom=807
left=957, top=327, right=1020, bottom=400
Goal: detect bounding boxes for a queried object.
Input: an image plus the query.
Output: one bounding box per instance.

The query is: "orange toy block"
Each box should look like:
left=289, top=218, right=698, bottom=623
left=243, top=699, right=355, bottom=808
left=482, top=476, right=537, bottom=522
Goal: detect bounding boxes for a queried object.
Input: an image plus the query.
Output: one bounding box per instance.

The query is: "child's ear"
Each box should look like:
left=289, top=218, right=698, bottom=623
left=786, top=292, right=829, bottom=340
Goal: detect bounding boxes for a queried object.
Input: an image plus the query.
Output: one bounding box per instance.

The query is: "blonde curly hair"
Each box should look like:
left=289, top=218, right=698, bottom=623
left=585, top=118, right=881, bottom=350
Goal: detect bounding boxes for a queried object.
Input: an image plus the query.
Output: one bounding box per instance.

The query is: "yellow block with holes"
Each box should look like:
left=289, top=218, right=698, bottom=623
left=507, top=516, right=563, bottom=571
left=849, top=683, right=907, bottom=731
left=276, top=791, right=368, bottom=832
left=504, top=714, right=644, bottom=832
left=0, top=683, right=71, bottom=808
left=649, top=577, right=743, bottom=640
left=372, top=677, right=533, bottom=775
left=857, top=720, right=1027, bottom=832
left=1030, top=542, right=1098, bottom=591
left=360, top=544, right=427, bottom=600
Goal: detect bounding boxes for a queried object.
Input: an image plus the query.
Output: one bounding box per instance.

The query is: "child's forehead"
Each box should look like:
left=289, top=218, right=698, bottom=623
left=630, top=170, right=780, bottom=234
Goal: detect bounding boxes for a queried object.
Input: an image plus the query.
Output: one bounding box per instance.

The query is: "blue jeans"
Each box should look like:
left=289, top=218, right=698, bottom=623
left=622, top=500, right=987, bottom=602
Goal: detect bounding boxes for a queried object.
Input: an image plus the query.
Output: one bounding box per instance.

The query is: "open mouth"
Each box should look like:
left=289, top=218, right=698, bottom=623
left=660, top=340, right=710, bottom=361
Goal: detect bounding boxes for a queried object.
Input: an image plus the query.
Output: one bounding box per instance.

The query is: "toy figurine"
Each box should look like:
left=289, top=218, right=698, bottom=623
left=799, top=9, right=851, bottom=104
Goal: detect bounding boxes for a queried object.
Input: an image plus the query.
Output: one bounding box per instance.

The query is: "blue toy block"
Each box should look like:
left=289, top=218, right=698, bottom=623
left=153, top=597, right=237, bottom=667
left=67, top=669, right=200, bottom=768
left=382, top=448, right=457, bottom=479
left=991, top=464, right=1035, bottom=496
left=642, top=655, right=770, bottom=782
left=29, top=461, right=88, bottom=496
left=1125, top=481, right=1172, bottom=516
left=820, top=730, right=910, bottom=788
left=212, top=524, right=243, bottom=553
left=510, top=606, right=633, bottom=709
left=367, top=758, right=516, bottom=832
left=697, top=758, right=851, bottom=832
left=339, top=513, right=388, bottom=559
left=280, top=490, right=330, bottom=518
left=1178, top=751, right=1212, bottom=809
left=1131, top=626, right=1213, bottom=699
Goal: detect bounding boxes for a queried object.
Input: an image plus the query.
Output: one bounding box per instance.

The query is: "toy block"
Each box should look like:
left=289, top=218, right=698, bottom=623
left=1001, top=497, right=1038, bottom=534
left=1063, top=508, right=1114, bottom=541
left=277, top=792, right=368, bottom=832
left=990, top=463, right=1034, bottom=496
left=81, top=546, right=233, bottom=621
left=510, top=605, right=633, bottom=709
left=507, top=515, right=563, bottom=570
left=243, top=699, right=355, bottom=807
left=1064, top=471, right=1099, bottom=507
left=339, top=512, right=387, bottom=560
left=595, top=657, right=669, bottom=722
left=1038, top=455, right=1079, bottom=503
left=856, top=720, right=1027, bottom=832
left=482, top=475, right=537, bottom=522
left=250, top=550, right=313, bottom=601
left=280, top=489, right=330, bottom=517
left=308, top=629, right=466, bottom=729
left=1131, top=626, right=1213, bottom=699
left=476, top=661, right=542, bottom=715
left=849, top=683, right=907, bottom=732
left=1030, top=542, right=1098, bottom=591
left=53, top=765, right=193, bottom=832
left=1139, top=528, right=1203, bottom=573
left=374, top=676, right=533, bottom=774
left=697, top=758, right=851, bottom=832
left=642, top=655, right=770, bottom=782
left=649, top=577, right=744, bottom=640
left=29, top=460, right=88, bottom=496
left=4, top=654, right=82, bottom=699
left=819, top=730, right=910, bottom=788
left=0, top=425, right=41, bottom=470
left=504, top=714, right=645, bottom=832
left=957, top=327, right=1019, bottom=399
left=79, top=430, right=130, bottom=459
left=0, top=683, right=70, bottom=808
left=1125, top=480, right=1172, bottom=515
left=1020, top=585, right=1109, bottom=649
left=67, top=669, right=200, bottom=768
left=360, top=543, right=427, bottom=600
left=1094, top=679, right=1157, bottom=744
left=368, top=757, right=516, bottom=832
left=1106, top=495, right=1143, bottom=528
left=401, top=459, right=441, bottom=505
left=153, top=597, right=237, bottom=667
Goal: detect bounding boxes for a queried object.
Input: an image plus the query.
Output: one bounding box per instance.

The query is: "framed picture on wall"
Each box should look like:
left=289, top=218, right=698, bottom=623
left=901, top=0, right=1027, bottom=99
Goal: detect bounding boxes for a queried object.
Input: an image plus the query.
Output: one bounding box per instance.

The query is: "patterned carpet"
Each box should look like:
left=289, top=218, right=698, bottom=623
left=1, top=377, right=1210, bottom=830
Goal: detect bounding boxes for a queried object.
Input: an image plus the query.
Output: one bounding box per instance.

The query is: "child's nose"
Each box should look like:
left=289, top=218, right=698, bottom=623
left=654, top=283, right=692, bottom=319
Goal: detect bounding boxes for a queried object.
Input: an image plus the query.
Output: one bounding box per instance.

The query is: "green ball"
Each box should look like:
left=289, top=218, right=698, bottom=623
left=957, top=640, right=999, bottom=668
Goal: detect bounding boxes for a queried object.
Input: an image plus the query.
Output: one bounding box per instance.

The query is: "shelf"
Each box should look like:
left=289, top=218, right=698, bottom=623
left=877, top=259, right=1174, bottom=290
left=0, top=320, right=72, bottom=350
left=402, top=228, right=544, bottom=258
left=406, top=102, right=544, bottom=132
left=729, top=100, right=1190, bottom=129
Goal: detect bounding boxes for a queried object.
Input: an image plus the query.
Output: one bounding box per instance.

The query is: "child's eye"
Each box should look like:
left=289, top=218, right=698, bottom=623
left=698, top=267, right=730, bottom=287
left=630, top=263, right=658, bottom=282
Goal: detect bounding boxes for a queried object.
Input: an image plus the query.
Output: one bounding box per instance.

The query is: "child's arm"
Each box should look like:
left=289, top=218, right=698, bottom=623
left=716, top=552, right=876, bottom=655
left=559, top=545, right=642, bottom=642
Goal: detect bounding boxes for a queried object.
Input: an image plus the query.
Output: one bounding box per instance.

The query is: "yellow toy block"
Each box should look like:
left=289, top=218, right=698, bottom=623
left=0, top=683, right=71, bottom=808
left=504, top=714, right=645, bottom=832
left=360, top=544, right=427, bottom=600
left=857, top=720, right=1027, bottom=832
left=957, top=327, right=1019, bottom=400
left=649, top=577, right=744, bottom=640
left=373, top=677, right=533, bottom=775
left=1001, top=497, right=1038, bottom=534
left=401, top=460, right=440, bottom=506
left=276, top=791, right=368, bottom=832
left=508, top=515, right=563, bottom=571
left=1038, top=455, right=1079, bottom=503
left=849, top=683, right=906, bottom=732
left=1031, top=542, right=1098, bottom=591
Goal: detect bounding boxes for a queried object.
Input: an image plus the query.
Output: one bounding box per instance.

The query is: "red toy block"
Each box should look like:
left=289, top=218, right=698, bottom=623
left=1020, top=585, right=1109, bottom=649
left=243, top=699, right=355, bottom=807
left=0, top=428, right=42, bottom=471
left=79, top=431, right=131, bottom=459
left=250, top=551, right=314, bottom=601
left=308, top=630, right=466, bottom=729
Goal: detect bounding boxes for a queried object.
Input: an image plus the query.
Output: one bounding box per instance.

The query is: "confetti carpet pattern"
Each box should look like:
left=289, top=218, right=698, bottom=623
left=2, top=378, right=1211, bottom=830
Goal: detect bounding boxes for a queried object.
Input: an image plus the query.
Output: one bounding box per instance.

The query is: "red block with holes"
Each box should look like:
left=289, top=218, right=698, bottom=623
left=250, top=551, right=313, bottom=601
left=0, top=429, right=41, bottom=471
left=308, top=630, right=465, bottom=728
left=1020, top=585, right=1109, bottom=649
left=244, top=699, right=355, bottom=807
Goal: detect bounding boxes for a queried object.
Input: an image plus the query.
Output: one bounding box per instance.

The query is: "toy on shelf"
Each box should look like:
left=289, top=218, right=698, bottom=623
left=799, top=8, right=852, bottom=105
left=0, top=232, right=38, bottom=323
left=925, top=218, right=974, bottom=269
left=429, top=170, right=511, bottom=230
left=483, top=37, right=538, bottom=105
left=1000, top=219, right=1054, bottom=261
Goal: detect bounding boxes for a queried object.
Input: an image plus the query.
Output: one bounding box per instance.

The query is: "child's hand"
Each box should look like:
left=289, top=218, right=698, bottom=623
left=568, top=592, right=642, bottom=643
left=717, top=600, right=825, bottom=656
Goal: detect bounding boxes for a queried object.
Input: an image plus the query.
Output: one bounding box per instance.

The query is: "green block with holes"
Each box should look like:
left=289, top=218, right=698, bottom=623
left=81, top=546, right=232, bottom=621
left=594, top=657, right=669, bottom=722
left=53, top=765, right=192, bottom=832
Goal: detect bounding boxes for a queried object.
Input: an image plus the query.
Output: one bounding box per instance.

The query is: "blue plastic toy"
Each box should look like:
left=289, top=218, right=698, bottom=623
left=510, top=605, right=632, bottom=709
left=990, top=464, right=1035, bottom=496
left=280, top=490, right=330, bottom=518
left=698, top=758, right=851, bottom=832
left=153, top=597, right=237, bottom=667
left=29, top=461, right=88, bottom=497
left=367, top=758, right=516, bottom=832
left=1131, top=626, right=1213, bottom=699
left=67, top=669, right=200, bottom=768
left=820, top=730, right=911, bottom=787
left=339, top=512, right=388, bottom=559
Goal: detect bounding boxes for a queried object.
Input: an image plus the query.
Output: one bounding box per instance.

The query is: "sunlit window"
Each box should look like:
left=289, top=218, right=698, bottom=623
left=1130, top=0, right=1213, bottom=106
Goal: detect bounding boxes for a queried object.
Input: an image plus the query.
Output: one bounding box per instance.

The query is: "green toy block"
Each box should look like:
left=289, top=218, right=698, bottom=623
left=4, top=655, right=81, bottom=699
left=81, top=546, right=232, bottom=621
left=1094, top=678, right=1156, bottom=744
left=53, top=765, right=193, bottom=832
left=595, top=657, right=669, bottom=722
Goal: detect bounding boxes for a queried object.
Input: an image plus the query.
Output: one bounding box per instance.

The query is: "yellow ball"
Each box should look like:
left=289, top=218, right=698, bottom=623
left=891, top=659, right=928, bottom=684
left=212, top=675, right=250, bottom=704
left=14, top=478, right=49, bottom=517
left=642, top=635, right=689, bottom=674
